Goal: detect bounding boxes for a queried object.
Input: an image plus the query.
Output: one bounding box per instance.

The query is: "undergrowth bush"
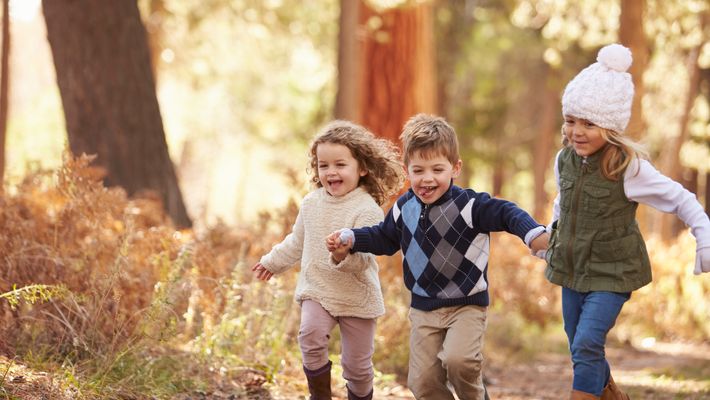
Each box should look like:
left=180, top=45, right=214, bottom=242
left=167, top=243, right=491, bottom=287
left=0, top=153, right=707, bottom=398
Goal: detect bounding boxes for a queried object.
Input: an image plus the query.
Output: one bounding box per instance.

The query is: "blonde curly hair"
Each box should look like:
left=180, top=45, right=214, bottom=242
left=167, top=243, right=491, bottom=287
left=308, top=120, right=405, bottom=205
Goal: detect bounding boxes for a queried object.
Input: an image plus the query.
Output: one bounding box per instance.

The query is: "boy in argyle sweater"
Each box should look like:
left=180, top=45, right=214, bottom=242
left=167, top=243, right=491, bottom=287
left=326, top=114, right=549, bottom=400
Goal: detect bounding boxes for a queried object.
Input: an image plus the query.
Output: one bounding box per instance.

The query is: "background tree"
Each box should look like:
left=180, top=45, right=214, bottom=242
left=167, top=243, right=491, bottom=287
left=356, top=0, right=438, bottom=142
left=619, top=0, right=649, bottom=140
left=657, top=9, right=708, bottom=238
left=335, top=0, right=360, bottom=121
left=42, top=0, right=191, bottom=227
left=0, top=0, right=9, bottom=187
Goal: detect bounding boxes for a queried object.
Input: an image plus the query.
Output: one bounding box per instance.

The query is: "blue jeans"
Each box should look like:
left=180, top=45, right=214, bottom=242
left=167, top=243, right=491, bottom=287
left=562, top=287, right=630, bottom=396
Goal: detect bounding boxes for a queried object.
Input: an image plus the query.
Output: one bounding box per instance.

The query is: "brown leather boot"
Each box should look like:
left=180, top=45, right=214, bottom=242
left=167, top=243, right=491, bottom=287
left=601, top=376, right=630, bottom=400
left=571, top=389, right=601, bottom=399
left=303, top=361, right=332, bottom=400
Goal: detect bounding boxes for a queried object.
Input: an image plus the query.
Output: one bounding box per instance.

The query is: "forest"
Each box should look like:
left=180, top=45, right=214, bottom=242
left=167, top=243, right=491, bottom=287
left=0, top=0, right=708, bottom=399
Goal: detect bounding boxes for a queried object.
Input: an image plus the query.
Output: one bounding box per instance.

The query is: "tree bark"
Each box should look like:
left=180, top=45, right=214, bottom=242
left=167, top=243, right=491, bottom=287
left=335, top=0, right=360, bottom=121
left=357, top=1, right=437, bottom=143
left=0, top=0, right=9, bottom=187
left=660, top=43, right=703, bottom=239
left=619, top=0, right=648, bottom=141
left=532, top=65, right=559, bottom=221
left=43, top=0, right=191, bottom=227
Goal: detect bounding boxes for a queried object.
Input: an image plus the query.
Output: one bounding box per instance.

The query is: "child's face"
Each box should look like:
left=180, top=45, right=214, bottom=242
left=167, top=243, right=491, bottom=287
left=563, top=115, right=607, bottom=157
left=316, top=142, right=366, bottom=198
left=406, top=150, right=461, bottom=204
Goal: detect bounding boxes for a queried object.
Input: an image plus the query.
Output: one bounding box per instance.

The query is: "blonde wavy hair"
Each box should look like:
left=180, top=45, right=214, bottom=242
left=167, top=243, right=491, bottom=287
left=562, top=126, right=648, bottom=181
left=308, top=120, right=405, bottom=205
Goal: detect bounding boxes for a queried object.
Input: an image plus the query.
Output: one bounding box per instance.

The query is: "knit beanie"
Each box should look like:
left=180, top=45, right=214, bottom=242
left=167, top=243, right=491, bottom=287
left=561, top=43, right=634, bottom=133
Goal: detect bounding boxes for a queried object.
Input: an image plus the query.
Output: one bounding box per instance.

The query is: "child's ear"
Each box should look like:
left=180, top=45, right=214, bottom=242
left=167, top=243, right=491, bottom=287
left=452, top=159, right=463, bottom=178
left=359, top=168, right=368, bottom=177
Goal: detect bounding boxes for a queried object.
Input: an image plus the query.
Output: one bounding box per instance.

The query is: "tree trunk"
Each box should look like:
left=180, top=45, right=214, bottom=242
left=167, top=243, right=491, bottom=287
left=144, top=0, right=166, bottom=82
left=619, top=0, right=648, bottom=141
left=335, top=0, right=360, bottom=121
left=619, top=0, right=652, bottom=234
left=492, top=156, right=504, bottom=197
left=532, top=64, right=559, bottom=221
left=357, top=1, right=437, bottom=143
left=657, top=27, right=704, bottom=240
left=0, top=0, right=9, bottom=187
left=43, top=0, right=191, bottom=228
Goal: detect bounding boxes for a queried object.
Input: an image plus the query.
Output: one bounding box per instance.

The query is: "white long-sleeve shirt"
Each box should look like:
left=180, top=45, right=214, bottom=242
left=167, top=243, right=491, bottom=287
left=550, top=150, right=710, bottom=250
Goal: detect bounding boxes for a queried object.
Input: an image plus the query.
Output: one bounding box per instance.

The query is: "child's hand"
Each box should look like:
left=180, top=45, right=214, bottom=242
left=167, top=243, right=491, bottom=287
left=325, top=229, right=353, bottom=251
left=325, top=229, right=353, bottom=263
left=694, top=247, right=710, bottom=275
left=530, top=232, right=549, bottom=255
left=530, top=232, right=550, bottom=250
left=325, top=231, right=341, bottom=252
left=251, top=262, right=274, bottom=281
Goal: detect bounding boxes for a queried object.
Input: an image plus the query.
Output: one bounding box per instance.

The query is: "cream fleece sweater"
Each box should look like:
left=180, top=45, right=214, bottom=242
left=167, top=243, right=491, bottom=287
left=259, top=187, right=385, bottom=319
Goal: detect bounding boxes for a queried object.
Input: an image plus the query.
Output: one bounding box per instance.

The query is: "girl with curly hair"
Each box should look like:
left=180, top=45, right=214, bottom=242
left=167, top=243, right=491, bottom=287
left=252, top=120, right=404, bottom=400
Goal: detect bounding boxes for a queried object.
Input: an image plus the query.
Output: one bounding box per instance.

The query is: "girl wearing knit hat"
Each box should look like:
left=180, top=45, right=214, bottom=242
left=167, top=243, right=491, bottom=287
left=543, top=43, right=710, bottom=400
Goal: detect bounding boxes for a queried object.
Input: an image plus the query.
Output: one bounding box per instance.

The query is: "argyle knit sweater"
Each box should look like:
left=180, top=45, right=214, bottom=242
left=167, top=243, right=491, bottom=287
left=352, top=184, right=541, bottom=311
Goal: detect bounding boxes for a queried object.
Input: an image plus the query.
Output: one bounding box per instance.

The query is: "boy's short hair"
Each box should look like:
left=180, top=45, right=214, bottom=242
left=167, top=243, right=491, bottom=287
left=400, top=114, right=460, bottom=166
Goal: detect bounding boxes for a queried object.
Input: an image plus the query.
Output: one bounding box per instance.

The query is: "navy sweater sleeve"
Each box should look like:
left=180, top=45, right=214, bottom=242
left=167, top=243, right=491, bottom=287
left=472, top=192, right=541, bottom=240
left=351, top=205, right=401, bottom=256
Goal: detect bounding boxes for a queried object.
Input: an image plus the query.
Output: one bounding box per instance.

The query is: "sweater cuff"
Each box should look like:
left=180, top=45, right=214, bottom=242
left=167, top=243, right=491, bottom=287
left=524, top=226, right=546, bottom=247
left=352, top=229, right=371, bottom=253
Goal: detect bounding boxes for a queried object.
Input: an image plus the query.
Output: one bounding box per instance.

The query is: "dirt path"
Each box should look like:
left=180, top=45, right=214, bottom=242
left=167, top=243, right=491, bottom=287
left=2, top=342, right=708, bottom=399
left=367, top=342, right=710, bottom=400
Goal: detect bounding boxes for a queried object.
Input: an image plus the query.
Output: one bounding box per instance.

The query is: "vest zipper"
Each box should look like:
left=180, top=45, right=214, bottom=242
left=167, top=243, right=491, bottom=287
left=566, top=158, right=590, bottom=282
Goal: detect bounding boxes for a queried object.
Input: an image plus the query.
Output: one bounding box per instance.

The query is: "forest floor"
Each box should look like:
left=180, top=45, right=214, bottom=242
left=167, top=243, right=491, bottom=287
left=1, top=341, right=708, bottom=399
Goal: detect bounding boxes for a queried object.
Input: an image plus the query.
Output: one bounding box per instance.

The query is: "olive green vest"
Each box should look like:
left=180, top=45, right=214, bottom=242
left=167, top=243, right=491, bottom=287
left=545, top=147, right=652, bottom=292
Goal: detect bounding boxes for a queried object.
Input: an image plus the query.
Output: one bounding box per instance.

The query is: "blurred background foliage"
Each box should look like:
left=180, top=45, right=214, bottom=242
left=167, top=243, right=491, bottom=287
left=7, top=0, right=708, bottom=228
left=1, top=0, right=709, bottom=398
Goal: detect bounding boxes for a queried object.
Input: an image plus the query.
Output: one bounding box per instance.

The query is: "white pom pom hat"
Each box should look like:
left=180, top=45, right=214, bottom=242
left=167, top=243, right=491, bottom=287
left=561, top=43, right=634, bottom=133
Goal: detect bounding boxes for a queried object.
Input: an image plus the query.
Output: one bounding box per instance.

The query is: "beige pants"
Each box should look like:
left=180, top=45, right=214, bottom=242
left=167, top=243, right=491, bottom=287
left=408, top=305, right=488, bottom=400
left=298, top=300, right=376, bottom=397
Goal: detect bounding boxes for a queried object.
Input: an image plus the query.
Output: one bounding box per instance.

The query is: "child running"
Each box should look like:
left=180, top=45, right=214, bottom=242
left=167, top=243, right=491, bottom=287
left=251, top=120, right=404, bottom=400
left=545, top=43, right=710, bottom=399
left=327, top=114, right=549, bottom=400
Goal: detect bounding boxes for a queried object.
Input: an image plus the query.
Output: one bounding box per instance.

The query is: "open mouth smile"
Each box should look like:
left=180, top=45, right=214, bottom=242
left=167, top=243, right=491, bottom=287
left=418, top=186, right=436, bottom=197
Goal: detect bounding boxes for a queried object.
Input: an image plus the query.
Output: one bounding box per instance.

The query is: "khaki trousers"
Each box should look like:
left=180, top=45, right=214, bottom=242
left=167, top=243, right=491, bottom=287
left=298, top=300, right=376, bottom=397
left=408, top=305, right=487, bottom=400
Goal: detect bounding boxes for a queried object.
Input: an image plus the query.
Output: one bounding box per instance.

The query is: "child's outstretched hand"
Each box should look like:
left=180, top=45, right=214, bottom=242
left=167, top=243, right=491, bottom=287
left=252, top=262, right=274, bottom=281
left=325, top=229, right=354, bottom=263
left=694, top=247, right=710, bottom=275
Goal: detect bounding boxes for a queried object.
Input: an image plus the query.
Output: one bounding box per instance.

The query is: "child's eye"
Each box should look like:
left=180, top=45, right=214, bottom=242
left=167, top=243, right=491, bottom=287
left=318, top=164, right=327, bottom=169
left=584, top=121, right=596, bottom=128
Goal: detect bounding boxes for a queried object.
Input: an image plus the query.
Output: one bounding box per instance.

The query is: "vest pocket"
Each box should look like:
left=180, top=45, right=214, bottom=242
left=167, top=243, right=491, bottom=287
left=546, top=226, right=564, bottom=271
left=545, top=227, right=556, bottom=264
left=588, top=234, right=640, bottom=278
left=590, top=233, right=638, bottom=262
left=582, top=185, right=611, bottom=215
left=559, top=179, right=574, bottom=211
